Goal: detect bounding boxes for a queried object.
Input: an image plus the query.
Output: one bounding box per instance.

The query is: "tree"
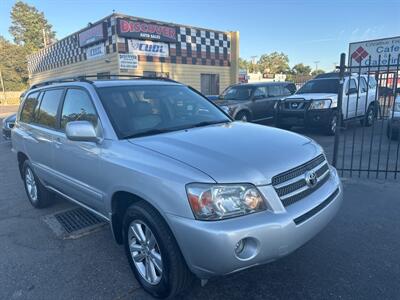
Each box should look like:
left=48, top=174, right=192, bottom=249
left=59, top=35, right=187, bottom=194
left=9, top=1, right=56, bottom=52
left=0, top=36, right=29, bottom=90
left=257, top=52, right=290, bottom=75
left=311, top=69, right=325, bottom=76
left=292, top=63, right=312, bottom=76
left=238, top=58, right=249, bottom=70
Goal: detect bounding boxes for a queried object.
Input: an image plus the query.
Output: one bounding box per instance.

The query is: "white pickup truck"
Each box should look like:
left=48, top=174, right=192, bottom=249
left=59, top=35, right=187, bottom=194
left=277, top=73, right=379, bottom=135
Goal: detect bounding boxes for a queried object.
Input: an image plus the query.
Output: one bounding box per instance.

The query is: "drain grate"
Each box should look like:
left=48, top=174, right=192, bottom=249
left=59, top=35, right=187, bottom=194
left=54, top=207, right=105, bottom=233
left=43, top=207, right=107, bottom=239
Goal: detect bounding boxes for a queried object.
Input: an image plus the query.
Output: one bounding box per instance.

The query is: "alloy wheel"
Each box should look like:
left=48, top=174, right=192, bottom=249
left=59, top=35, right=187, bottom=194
left=25, top=167, right=38, bottom=202
left=128, top=220, right=163, bottom=285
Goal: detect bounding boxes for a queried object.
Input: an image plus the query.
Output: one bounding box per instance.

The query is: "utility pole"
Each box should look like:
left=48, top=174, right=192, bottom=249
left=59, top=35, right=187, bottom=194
left=0, top=68, right=6, bottom=105
left=314, top=60, right=320, bottom=71
left=42, top=28, right=47, bottom=48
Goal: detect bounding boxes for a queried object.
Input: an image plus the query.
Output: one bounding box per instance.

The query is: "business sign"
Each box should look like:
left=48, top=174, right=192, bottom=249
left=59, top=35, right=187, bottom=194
left=117, top=18, right=177, bottom=42
left=119, top=54, right=138, bottom=70
left=349, top=36, right=400, bottom=71
left=86, top=43, right=105, bottom=60
left=79, top=22, right=106, bottom=47
left=128, top=39, right=169, bottom=57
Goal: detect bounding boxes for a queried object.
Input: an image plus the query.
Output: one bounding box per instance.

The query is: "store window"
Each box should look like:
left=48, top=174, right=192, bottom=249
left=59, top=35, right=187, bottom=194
left=97, top=72, right=110, bottom=79
left=143, top=71, right=169, bottom=78
left=201, top=74, right=220, bottom=95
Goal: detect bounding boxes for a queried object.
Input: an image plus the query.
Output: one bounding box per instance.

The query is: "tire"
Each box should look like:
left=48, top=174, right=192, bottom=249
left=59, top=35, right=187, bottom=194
left=235, top=111, right=251, bottom=122
left=325, top=114, right=338, bottom=136
left=22, top=160, right=52, bottom=208
left=123, top=201, right=193, bottom=298
left=361, top=104, right=375, bottom=127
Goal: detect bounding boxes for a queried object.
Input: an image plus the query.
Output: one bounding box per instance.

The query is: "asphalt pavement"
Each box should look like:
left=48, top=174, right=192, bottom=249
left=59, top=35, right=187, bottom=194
left=1, top=118, right=399, bottom=300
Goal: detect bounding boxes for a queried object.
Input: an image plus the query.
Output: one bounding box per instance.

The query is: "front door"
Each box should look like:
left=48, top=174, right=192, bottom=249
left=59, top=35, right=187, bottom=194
left=52, top=88, right=105, bottom=214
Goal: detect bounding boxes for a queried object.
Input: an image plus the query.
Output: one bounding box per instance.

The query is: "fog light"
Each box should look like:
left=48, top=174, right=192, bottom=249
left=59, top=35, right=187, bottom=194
left=235, top=239, right=245, bottom=254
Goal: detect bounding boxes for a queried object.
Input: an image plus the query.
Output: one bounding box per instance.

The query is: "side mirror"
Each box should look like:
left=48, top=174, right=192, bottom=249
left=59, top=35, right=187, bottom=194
left=346, top=87, right=357, bottom=95
left=66, top=121, right=99, bottom=143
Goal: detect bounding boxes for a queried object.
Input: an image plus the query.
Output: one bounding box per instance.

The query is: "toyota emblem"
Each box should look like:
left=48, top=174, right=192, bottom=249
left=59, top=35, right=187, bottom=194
left=305, top=170, right=318, bottom=187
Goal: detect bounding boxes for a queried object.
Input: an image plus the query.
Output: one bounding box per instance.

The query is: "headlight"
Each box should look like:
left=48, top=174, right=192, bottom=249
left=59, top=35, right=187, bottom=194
left=220, top=106, right=231, bottom=115
left=186, top=183, right=266, bottom=220
left=309, top=99, right=332, bottom=110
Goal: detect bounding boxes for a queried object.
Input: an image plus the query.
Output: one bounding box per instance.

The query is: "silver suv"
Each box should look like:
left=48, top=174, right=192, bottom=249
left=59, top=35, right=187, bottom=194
left=12, top=77, right=343, bottom=298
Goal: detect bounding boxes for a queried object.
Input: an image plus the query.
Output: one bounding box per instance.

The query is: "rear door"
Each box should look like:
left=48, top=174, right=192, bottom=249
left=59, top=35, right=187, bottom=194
left=251, top=86, right=270, bottom=121
left=52, top=88, right=104, bottom=213
left=265, top=84, right=287, bottom=119
left=23, top=89, right=64, bottom=185
left=344, top=78, right=358, bottom=119
left=357, top=77, right=368, bottom=116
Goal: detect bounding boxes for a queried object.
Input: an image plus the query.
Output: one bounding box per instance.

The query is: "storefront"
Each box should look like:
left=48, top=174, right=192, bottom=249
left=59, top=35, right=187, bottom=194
left=27, top=13, right=239, bottom=95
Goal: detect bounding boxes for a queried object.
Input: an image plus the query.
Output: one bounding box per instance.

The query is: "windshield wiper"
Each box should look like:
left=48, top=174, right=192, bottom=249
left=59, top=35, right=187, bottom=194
left=123, top=128, right=174, bottom=139
left=189, top=120, right=230, bottom=128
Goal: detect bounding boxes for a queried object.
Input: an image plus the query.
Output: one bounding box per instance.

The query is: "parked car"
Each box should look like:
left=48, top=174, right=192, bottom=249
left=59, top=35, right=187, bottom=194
left=2, top=113, right=16, bottom=139
left=387, top=94, right=400, bottom=140
left=276, top=73, right=378, bottom=135
left=206, top=95, right=219, bottom=101
left=214, top=82, right=296, bottom=122
left=12, top=77, right=342, bottom=299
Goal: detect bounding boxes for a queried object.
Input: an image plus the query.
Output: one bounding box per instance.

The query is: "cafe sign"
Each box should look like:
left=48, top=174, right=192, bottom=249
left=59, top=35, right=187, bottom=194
left=117, top=18, right=177, bottom=43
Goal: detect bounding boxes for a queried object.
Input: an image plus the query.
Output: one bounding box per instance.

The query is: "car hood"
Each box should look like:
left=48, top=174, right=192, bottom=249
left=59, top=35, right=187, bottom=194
left=285, top=93, right=337, bottom=101
left=213, top=99, right=246, bottom=106
left=128, top=122, right=323, bottom=185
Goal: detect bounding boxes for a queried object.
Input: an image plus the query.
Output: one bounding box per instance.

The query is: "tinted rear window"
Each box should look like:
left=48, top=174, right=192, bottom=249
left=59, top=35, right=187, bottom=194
left=20, top=92, right=40, bottom=123
left=36, top=89, right=64, bottom=128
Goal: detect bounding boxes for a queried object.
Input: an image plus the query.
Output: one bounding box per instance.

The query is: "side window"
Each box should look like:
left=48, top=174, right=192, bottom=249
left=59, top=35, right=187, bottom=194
left=20, top=92, right=40, bottom=123
left=347, top=79, right=357, bottom=94
left=267, top=85, right=281, bottom=97
left=284, top=84, right=296, bottom=95
left=61, top=89, right=98, bottom=129
left=36, top=89, right=64, bottom=128
left=254, top=87, right=266, bottom=98
left=360, top=78, right=368, bottom=93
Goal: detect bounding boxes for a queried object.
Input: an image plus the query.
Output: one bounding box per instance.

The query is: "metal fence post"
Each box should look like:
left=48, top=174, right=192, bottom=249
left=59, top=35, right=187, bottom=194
left=332, top=53, right=346, bottom=167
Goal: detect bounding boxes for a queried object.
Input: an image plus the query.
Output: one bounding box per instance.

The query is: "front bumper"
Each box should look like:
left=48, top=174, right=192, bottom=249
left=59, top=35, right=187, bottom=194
left=277, top=108, right=335, bottom=128
left=168, top=167, right=343, bottom=279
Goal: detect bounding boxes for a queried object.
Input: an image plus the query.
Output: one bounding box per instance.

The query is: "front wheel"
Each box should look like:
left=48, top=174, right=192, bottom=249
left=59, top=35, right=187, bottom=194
left=325, top=114, right=338, bottom=136
left=123, top=201, right=193, bottom=298
left=235, top=111, right=251, bottom=122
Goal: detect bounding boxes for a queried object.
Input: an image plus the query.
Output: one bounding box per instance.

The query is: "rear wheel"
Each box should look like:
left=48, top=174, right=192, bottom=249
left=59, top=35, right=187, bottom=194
left=235, top=111, right=251, bottom=122
left=22, top=160, right=51, bottom=208
left=123, top=201, right=193, bottom=298
left=361, top=104, right=375, bottom=127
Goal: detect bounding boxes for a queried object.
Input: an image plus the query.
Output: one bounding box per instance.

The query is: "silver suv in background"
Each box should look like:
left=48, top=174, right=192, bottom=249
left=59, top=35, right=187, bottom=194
left=12, top=77, right=343, bottom=298
left=277, top=73, right=378, bottom=135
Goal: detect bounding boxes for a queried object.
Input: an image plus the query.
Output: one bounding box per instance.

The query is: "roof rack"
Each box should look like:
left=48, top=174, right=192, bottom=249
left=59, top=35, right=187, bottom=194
left=30, top=74, right=179, bottom=90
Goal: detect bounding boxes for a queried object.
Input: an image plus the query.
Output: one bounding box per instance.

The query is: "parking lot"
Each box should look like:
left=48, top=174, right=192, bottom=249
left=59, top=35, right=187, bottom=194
left=1, top=116, right=399, bottom=300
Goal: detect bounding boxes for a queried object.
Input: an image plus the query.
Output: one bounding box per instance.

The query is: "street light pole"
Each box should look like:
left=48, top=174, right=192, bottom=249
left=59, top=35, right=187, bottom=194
left=314, top=60, right=320, bottom=71
left=0, top=68, right=6, bottom=105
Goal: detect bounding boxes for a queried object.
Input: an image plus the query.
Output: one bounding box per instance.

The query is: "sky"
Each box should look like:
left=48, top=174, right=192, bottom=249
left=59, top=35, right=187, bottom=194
left=1, top=0, right=399, bottom=71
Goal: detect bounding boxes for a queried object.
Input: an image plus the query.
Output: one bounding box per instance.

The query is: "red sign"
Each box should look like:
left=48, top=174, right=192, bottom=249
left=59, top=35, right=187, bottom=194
left=78, top=22, right=106, bottom=47
left=117, top=18, right=177, bottom=43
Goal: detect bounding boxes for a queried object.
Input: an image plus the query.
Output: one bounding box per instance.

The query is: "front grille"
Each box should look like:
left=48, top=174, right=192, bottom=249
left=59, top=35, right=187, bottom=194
left=294, top=188, right=339, bottom=225
left=283, top=99, right=308, bottom=111
left=272, top=154, right=330, bottom=207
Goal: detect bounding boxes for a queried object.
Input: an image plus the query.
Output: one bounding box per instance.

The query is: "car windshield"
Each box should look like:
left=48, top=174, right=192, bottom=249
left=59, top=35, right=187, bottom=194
left=297, top=79, right=339, bottom=94
left=97, top=84, right=230, bottom=139
left=220, top=86, right=253, bottom=100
